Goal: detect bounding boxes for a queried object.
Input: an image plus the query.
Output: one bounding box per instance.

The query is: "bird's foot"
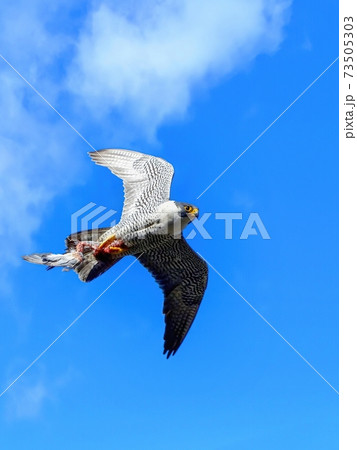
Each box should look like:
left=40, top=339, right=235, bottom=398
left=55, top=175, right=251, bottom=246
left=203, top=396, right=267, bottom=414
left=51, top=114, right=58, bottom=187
left=93, top=235, right=129, bottom=256
left=105, top=243, right=129, bottom=255
left=96, top=234, right=117, bottom=251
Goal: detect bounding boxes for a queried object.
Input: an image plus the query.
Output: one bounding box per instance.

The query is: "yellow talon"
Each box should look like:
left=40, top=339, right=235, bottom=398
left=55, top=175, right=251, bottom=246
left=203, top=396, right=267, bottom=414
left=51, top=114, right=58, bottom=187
left=109, top=246, right=127, bottom=253
left=97, top=234, right=116, bottom=250
left=94, top=234, right=128, bottom=256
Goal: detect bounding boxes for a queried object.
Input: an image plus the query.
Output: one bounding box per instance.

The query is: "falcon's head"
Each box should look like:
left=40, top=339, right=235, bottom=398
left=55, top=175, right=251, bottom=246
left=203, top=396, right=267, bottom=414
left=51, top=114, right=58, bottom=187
left=175, top=201, right=199, bottom=222
left=156, top=201, right=199, bottom=236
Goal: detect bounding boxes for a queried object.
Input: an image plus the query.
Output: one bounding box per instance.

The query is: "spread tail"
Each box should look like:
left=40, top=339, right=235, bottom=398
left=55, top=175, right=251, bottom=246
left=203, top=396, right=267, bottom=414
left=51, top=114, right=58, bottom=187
left=23, top=228, right=118, bottom=282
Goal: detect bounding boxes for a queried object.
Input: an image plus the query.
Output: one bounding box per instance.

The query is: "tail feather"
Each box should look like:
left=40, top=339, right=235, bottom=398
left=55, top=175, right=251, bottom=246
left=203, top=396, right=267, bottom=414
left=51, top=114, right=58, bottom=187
left=75, top=255, right=116, bottom=282
left=22, top=252, right=79, bottom=269
left=23, top=227, right=119, bottom=282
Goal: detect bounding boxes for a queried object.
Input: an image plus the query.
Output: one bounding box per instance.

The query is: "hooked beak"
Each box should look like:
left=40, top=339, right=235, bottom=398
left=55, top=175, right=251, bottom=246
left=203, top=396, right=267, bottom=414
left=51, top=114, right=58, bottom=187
left=188, top=207, right=199, bottom=221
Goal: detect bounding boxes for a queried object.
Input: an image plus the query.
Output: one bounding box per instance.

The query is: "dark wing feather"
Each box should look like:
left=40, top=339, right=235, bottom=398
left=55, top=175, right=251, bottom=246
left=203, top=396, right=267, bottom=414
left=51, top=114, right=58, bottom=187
left=137, top=236, right=208, bottom=358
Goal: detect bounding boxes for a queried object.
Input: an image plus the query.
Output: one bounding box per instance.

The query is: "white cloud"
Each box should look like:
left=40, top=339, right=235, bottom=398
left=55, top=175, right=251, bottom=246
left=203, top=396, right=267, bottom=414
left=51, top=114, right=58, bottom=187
left=0, top=1, right=83, bottom=280
left=0, top=70, right=82, bottom=279
left=4, top=367, right=76, bottom=420
left=6, top=380, right=49, bottom=420
left=69, top=0, right=291, bottom=138
left=0, top=0, right=291, bottom=278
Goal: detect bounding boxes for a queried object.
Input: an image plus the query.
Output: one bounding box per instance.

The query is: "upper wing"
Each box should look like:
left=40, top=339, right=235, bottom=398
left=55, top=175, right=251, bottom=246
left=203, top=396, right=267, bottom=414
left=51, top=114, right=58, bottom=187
left=137, top=236, right=208, bottom=358
left=89, top=149, right=174, bottom=220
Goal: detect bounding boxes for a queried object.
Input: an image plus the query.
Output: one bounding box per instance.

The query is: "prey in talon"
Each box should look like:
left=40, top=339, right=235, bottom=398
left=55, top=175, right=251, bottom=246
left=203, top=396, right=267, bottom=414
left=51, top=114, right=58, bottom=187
left=23, top=149, right=208, bottom=358
left=93, top=235, right=129, bottom=256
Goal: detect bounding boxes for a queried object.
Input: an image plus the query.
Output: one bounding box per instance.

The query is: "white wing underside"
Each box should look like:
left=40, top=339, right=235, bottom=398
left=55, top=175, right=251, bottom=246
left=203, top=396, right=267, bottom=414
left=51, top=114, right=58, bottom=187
left=89, top=149, right=174, bottom=220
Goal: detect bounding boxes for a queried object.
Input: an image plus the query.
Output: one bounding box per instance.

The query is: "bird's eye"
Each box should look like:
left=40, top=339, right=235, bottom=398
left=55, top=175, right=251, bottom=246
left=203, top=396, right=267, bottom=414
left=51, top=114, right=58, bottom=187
left=185, top=205, right=193, bottom=213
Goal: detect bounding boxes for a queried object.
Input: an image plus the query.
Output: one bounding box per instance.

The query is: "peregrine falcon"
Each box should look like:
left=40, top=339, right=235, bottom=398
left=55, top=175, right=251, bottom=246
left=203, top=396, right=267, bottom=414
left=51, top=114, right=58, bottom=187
left=23, top=149, right=208, bottom=357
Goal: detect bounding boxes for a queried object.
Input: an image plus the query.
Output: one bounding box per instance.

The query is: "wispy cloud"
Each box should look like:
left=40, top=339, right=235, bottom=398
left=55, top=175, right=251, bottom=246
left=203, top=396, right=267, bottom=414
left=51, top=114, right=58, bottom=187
left=0, top=69, right=82, bottom=279
left=69, top=0, right=291, bottom=138
left=0, top=1, right=82, bottom=278
left=4, top=366, right=76, bottom=420
left=0, top=0, right=291, bottom=279
left=6, top=380, right=49, bottom=420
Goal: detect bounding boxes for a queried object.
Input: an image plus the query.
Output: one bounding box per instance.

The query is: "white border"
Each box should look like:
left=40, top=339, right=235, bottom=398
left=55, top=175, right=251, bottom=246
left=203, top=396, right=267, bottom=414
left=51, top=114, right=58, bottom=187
left=340, top=0, right=357, bottom=448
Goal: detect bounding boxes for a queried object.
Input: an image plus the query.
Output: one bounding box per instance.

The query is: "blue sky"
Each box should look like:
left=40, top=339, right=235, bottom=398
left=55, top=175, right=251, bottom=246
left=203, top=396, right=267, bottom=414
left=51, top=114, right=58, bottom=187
left=0, top=1, right=338, bottom=449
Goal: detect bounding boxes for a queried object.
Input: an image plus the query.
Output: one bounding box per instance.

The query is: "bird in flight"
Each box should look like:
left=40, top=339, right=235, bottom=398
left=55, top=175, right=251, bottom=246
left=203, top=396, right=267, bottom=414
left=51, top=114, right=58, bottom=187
left=23, top=149, right=208, bottom=358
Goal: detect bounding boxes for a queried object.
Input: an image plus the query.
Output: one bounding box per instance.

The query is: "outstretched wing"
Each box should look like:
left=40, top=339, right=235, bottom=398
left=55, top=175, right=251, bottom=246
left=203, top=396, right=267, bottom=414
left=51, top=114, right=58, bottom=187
left=137, top=236, right=208, bottom=358
left=89, top=149, right=174, bottom=220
